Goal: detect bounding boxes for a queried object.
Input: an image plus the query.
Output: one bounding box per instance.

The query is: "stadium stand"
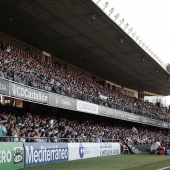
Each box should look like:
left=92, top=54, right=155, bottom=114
left=0, top=111, right=169, bottom=145
left=0, top=41, right=170, bottom=122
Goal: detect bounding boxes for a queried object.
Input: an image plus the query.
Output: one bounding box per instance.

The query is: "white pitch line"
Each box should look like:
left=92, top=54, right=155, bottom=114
left=157, top=166, right=170, bottom=170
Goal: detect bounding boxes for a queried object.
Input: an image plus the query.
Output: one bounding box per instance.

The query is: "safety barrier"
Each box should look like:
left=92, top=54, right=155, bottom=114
left=0, top=142, right=121, bottom=170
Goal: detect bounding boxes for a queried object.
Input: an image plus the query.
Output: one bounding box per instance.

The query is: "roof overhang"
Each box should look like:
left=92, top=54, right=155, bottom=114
left=0, top=0, right=170, bottom=95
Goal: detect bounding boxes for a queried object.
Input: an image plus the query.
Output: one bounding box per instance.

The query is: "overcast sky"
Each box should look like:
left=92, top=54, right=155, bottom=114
left=93, top=0, right=170, bottom=64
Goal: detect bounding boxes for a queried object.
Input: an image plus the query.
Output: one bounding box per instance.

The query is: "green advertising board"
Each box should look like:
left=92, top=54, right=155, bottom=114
left=0, top=142, right=24, bottom=170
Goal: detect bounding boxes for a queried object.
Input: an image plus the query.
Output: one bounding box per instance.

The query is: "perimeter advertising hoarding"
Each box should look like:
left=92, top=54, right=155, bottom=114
left=100, top=143, right=121, bottom=156
left=9, top=82, right=48, bottom=104
left=24, top=143, right=68, bottom=167
left=48, top=93, right=76, bottom=110
left=68, top=143, right=100, bottom=161
left=0, top=78, right=9, bottom=96
left=0, top=142, right=24, bottom=170
left=77, top=100, right=99, bottom=114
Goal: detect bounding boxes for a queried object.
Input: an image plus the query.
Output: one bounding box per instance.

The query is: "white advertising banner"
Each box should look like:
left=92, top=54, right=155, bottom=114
left=100, top=143, right=121, bottom=156
left=77, top=100, right=98, bottom=114
left=68, top=143, right=100, bottom=161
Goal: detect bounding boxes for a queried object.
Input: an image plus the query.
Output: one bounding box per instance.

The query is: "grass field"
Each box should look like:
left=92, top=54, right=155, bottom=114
left=21, top=153, right=170, bottom=170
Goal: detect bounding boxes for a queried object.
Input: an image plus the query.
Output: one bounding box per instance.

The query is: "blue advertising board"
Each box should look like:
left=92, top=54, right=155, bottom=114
left=24, top=143, right=68, bottom=167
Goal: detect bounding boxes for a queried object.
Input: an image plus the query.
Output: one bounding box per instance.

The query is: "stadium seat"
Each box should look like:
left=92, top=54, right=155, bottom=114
left=123, top=148, right=129, bottom=154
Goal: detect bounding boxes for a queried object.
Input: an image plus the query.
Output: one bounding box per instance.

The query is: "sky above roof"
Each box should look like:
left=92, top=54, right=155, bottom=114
left=93, top=0, right=170, bottom=64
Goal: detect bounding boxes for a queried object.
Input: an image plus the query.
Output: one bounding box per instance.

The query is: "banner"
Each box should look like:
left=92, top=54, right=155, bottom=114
left=0, top=142, right=24, bottom=170
left=98, top=105, right=167, bottom=128
left=48, top=93, right=76, bottom=110
left=0, top=78, right=9, bottom=96
left=77, top=100, right=98, bottom=114
left=68, top=143, right=100, bottom=161
left=9, top=82, right=48, bottom=104
left=99, top=106, right=127, bottom=120
left=100, top=143, right=121, bottom=156
left=24, top=143, right=68, bottom=167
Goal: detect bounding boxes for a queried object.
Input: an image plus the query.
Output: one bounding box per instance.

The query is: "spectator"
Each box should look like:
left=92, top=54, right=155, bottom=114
left=0, top=121, right=7, bottom=141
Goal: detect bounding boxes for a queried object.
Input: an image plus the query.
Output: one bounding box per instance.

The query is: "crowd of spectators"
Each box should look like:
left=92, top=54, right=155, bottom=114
left=0, top=111, right=169, bottom=144
left=0, top=41, right=170, bottom=122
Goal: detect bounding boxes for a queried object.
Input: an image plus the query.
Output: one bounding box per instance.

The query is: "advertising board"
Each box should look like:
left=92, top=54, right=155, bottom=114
left=0, top=142, right=24, bottom=170
left=9, top=82, right=48, bottom=104
left=77, top=100, right=98, bottom=114
left=0, top=78, right=9, bottom=96
left=100, top=143, right=121, bottom=156
left=24, top=143, right=68, bottom=167
left=48, top=93, right=76, bottom=110
left=68, top=143, right=100, bottom=161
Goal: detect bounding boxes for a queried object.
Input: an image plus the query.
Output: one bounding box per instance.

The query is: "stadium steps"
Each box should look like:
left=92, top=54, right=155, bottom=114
left=132, top=147, right=142, bottom=154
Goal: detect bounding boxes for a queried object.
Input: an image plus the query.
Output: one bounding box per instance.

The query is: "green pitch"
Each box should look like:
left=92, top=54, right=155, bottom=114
left=21, top=153, right=170, bottom=170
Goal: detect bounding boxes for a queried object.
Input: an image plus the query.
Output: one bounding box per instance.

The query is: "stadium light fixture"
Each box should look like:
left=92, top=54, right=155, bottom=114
left=114, top=13, right=120, bottom=21
left=124, top=23, right=129, bottom=30
left=145, top=45, right=148, bottom=50
left=132, top=32, right=136, bottom=38
left=135, top=35, right=139, bottom=41
left=127, top=27, right=133, bottom=34
left=119, top=18, right=124, bottom=26
left=108, top=8, right=114, bottom=16
left=141, top=43, right=145, bottom=48
left=96, top=0, right=102, bottom=4
left=103, top=2, right=109, bottom=10
left=138, top=39, right=142, bottom=45
left=141, top=56, right=145, bottom=62
left=90, top=13, right=96, bottom=21
left=119, top=37, right=124, bottom=44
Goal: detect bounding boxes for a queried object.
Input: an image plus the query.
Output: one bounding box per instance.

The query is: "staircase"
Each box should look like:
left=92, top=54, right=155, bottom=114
left=132, top=146, right=142, bottom=154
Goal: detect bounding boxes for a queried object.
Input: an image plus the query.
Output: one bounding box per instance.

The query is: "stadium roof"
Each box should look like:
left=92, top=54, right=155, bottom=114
left=0, top=0, right=170, bottom=95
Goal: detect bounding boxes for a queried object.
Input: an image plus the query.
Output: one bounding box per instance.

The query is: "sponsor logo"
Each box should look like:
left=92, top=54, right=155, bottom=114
left=100, top=143, right=112, bottom=156
left=79, top=143, right=90, bottom=159
left=11, top=84, right=48, bottom=103
left=0, top=147, right=23, bottom=164
left=61, top=100, right=71, bottom=106
left=79, top=143, right=84, bottom=158
left=0, top=150, right=12, bottom=163
left=25, top=145, right=68, bottom=164
left=14, top=147, right=23, bottom=164
left=0, top=83, right=7, bottom=91
left=112, top=149, right=119, bottom=155
left=77, top=101, right=98, bottom=114
left=56, top=97, right=59, bottom=104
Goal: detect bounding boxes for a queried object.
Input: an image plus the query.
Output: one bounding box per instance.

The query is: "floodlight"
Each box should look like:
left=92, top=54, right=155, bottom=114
left=124, top=23, right=129, bottom=30
left=138, top=39, right=142, bottom=44
left=90, top=13, right=96, bottom=21
left=103, top=2, right=109, bottom=10
left=132, top=32, right=136, bottom=38
left=119, top=18, right=124, bottom=25
left=141, top=43, right=145, bottom=48
left=145, top=45, right=148, bottom=50
left=114, top=13, right=120, bottom=21
left=96, top=0, right=102, bottom=4
left=135, top=35, right=139, bottom=41
left=141, top=57, right=145, bottom=62
left=108, top=8, right=114, bottom=16
left=127, top=27, right=133, bottom=34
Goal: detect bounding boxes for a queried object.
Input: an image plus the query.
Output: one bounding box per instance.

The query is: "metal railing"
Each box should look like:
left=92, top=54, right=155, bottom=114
left=0, top=136, right=120, bottom=143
